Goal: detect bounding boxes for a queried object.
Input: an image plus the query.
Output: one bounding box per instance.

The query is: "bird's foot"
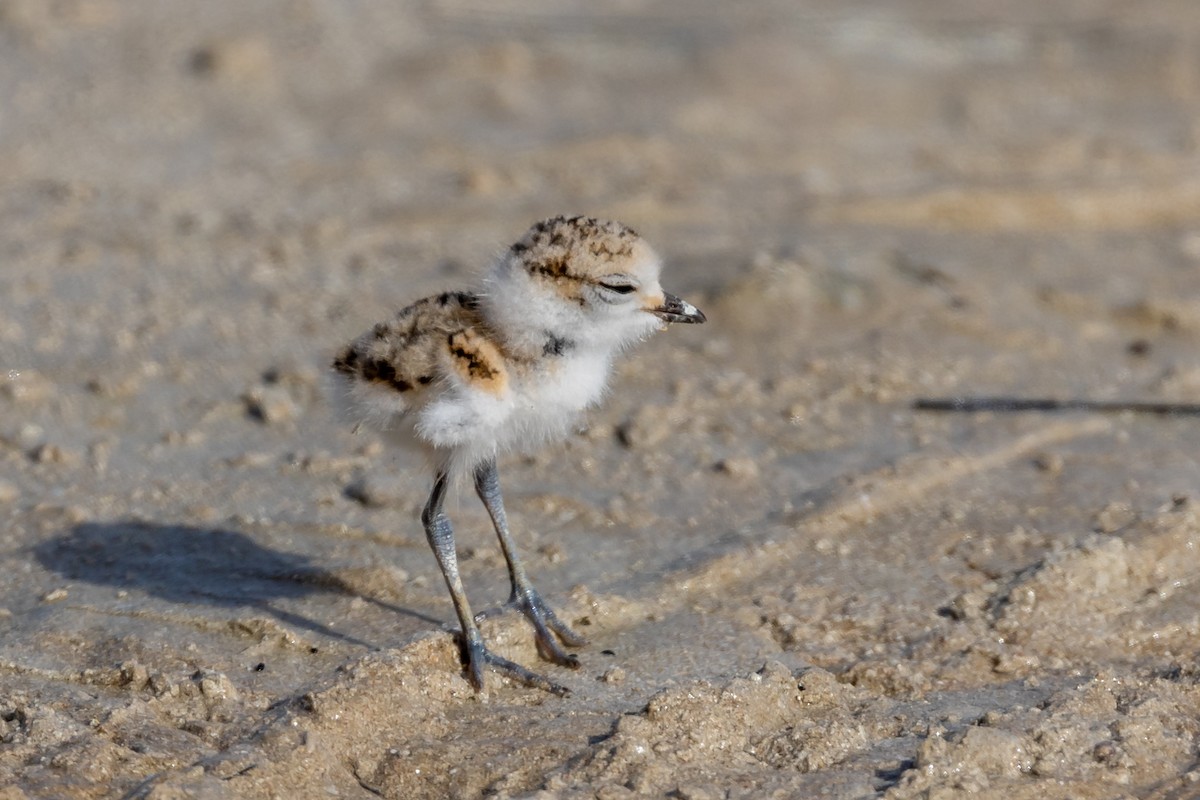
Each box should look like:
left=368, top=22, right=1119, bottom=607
left=513, top=588, right=588, bottom=668
left=462, top=633, right=570, bottom=696
left=465, top=587, right=583, bottom=681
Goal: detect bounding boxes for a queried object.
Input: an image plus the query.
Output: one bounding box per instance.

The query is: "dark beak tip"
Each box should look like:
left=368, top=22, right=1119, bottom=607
left=672, top=310, right=706, bottom=324
left=653, top=292, right=706, bottom=324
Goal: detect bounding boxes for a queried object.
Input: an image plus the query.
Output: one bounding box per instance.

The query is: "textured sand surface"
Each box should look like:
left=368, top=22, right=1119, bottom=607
left=4, top=1, right=1200, bottom=798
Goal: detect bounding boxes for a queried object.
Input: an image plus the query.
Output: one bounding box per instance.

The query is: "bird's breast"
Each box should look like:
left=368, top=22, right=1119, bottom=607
left=524, top=351, right=610, bottom=410
left=501, top=350, right=611, bottom=445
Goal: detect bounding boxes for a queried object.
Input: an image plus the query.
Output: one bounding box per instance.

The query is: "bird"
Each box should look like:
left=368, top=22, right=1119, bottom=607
left=330, top=215, right=706, bottom=694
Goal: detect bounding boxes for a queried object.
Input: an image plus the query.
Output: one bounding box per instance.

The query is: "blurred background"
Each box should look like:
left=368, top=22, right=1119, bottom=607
left=4, top=0, right=1199, bottom=354
left=5, top=0, right=1199, bottom=390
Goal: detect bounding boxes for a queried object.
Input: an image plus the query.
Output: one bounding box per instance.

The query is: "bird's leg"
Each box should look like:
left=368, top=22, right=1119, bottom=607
left=473, top=459, right=587, bottom=668
left=421, top=471, right=568, bottom=695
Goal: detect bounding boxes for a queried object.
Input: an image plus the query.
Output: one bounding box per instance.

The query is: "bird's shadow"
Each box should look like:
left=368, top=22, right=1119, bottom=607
left=34, top=520, right=442, bottom=649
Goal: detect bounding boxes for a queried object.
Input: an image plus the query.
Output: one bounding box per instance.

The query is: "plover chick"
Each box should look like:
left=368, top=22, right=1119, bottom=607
left=331, top=215, right=705, bottom=694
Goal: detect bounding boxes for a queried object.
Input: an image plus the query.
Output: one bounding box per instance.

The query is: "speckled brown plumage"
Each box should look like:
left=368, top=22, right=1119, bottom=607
left=513, top=216, right=638, bottom=282
left=332, top=291, right=501, bottom=401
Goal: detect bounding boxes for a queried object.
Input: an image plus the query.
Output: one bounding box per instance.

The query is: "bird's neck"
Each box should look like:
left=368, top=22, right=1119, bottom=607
left=495, top=323, right=595, bottom=364
left=479, top=294, right=602, bottom=363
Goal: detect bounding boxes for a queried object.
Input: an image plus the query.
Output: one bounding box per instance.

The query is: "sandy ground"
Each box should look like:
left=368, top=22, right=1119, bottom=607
left=4, top=1, right=1200, bottom=797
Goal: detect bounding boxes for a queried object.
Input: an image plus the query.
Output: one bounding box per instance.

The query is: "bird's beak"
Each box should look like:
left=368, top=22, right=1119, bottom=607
left=650, top=292, right=706, bottom=324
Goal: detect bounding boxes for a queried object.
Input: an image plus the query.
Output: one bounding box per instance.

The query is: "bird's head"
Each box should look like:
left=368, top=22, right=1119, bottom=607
left=482, top=215, right=705, bottom=354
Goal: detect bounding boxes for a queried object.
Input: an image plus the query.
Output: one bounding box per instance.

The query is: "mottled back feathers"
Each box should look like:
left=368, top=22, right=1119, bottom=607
left=332, top=290, right=506, bottom=406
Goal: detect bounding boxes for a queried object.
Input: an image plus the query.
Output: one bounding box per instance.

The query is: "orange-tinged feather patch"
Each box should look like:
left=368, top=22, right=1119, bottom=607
left=447, top=329, right=508, bottom=395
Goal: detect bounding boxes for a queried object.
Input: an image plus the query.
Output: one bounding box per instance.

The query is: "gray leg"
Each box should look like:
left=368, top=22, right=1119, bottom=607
left=473, top=459, right=587, bottom=668
left=422, top=471, right=568, bottom=695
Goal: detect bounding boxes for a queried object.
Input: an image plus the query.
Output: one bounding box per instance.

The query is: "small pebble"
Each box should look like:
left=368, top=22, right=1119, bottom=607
left=1095, top=501, right=1136, bottom=533
left=29, top=443, right=81, bottom=467
left=1032, top=452, right=1064, bottom=475
left=616, top=405, right=672, bottom=449
left=714, top=457, right=760, bottom=480
left=600, top=666, right=627, bottom=684
left=344, top=474, right=406, bottom=508
left=12, top=424, right=45, bottom=451
left=0, top=370, right=53, bottom=405
left=120, top=660, right=150, bottom=689
left=189, top=36, right=274, bottom=83
left=198, top=670, right=239, bottom=702
left=1092, top=740, right=1121, bottom=764
left=1126, top=339, right=1151, bottom=357
left=243, top=384, right=300, bottom=425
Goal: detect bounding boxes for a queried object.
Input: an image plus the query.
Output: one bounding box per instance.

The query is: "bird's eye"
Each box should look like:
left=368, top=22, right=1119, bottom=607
left=599, top=282, right=637, bottom=295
